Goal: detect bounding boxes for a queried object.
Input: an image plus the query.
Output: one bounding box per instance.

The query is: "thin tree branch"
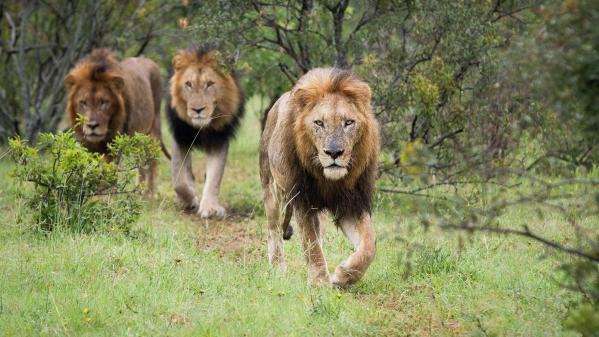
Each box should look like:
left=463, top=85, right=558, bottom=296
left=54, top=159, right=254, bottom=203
left=440, top=223, right=599, bottom=263
left=429, top=129, right=464, bottom=149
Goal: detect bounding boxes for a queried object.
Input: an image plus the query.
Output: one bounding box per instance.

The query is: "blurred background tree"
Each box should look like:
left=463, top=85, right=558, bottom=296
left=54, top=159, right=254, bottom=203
left=0, top=0, right=193, bottom=142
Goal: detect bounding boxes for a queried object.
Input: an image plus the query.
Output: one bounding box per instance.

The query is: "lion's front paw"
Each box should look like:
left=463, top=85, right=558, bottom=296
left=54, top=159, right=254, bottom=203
left=198, top=199, right=226, bottom=219
left=182, top=196, right=200, bottom=214
left=331, top=265, right=358, bottom=288
left=330, top=274, right=346, bottom=288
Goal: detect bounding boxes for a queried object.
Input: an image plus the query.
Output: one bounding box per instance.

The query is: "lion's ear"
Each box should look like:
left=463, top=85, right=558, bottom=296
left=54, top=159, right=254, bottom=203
left=343, top=81, right=372, bottom=112
left=64, top=74, right=76, bottom=90
left=172, top=51, right=190, bottom=71
left=359, top=83, right=372, bottom=104
left=110, top=76, right=125, bottom=92
left=291, top=88, right=312, bottom=110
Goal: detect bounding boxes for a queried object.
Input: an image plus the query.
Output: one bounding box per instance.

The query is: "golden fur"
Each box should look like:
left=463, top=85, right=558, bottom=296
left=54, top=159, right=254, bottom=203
left=169, top=49, right=242, bottom=131
left=291, top=68, right=379, bottom=190
left=64, top=48, right=165, bottom=194
left=166, top=48, right=244, bottom=218
left=260, top=68, right=380, bottom=286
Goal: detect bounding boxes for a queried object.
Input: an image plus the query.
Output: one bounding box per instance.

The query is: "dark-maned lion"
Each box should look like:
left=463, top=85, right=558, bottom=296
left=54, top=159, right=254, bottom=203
left=64, top=48, right=167, bottom=195
left=166, top=48, right=244, bottom=218
left=260, top=68, right=380, bottom=287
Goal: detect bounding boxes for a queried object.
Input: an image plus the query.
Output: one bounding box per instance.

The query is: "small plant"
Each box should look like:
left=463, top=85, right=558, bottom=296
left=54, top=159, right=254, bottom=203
left=309, top=292, right=341, bottom=321
left=8, top=130, right=160, bottom=233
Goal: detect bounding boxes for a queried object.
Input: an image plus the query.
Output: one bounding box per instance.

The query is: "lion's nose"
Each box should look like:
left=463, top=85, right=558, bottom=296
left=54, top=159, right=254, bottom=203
left=87, top=122, right=99, bottom=130
left=324, top=148, right=344, bottom=159
left=192, top=107, right=206, bottom=116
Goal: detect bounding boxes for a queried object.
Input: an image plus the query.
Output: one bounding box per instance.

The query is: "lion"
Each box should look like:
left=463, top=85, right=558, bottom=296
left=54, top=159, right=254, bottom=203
left=260, top=68, right=380, bottom=287
left=166, top=48, right=244, bottom=218
left=64, top=48, right=168, bottom=195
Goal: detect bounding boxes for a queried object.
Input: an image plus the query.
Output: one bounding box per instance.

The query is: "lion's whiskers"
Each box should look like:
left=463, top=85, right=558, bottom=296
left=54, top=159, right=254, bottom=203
left=209, top=112, right=234, bottom=120
left=347, top=156, right=355, bottom=169
left=311, top=154, right=322, bottom=168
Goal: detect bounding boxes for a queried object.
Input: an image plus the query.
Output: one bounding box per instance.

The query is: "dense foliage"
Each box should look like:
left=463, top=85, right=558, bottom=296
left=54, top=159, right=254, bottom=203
left=9, top=131, right=160, bottom=233
left=0, top=1, right=193, bottom=141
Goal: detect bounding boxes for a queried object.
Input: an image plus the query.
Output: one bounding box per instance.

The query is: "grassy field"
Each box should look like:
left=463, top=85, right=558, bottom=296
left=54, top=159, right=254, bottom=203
left=0, top=97, right=582, bottom=336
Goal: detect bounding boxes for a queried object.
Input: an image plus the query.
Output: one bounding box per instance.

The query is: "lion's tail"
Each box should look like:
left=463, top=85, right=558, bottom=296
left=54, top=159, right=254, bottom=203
left=283, top=224, right=293, bottom=240
left=282, top=204, right=293, bottom=240
left=160, top=139, right=171, bottom=160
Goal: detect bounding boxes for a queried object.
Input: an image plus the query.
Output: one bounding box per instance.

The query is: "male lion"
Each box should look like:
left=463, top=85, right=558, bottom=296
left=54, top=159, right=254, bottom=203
left=167, top=48, right=244, bottom=218
left=64, top=48, right=167, bottom=195
left=260, top=68, right=380, bottom=287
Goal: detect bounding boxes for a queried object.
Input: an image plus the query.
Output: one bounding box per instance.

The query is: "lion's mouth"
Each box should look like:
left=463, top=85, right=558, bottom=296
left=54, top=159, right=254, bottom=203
left=83, top=131, right=106, bottom=141
left=323, top=164, right=348, bottom=180
left=189, top=116, right=211, bottom=128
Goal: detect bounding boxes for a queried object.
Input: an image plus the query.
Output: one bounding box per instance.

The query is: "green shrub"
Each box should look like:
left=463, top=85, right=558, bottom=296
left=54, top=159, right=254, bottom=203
left=564, top=303, right=599, bottom=337
left=8, top=130, right=160, bottom=233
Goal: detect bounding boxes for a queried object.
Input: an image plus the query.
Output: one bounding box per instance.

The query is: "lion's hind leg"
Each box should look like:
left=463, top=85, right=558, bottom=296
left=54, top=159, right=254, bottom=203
left=136, top=164, right=155, bottom=197
left=145, top=158, right=157, bottom=197
left=265, top=183, right=292, bottom=269
left=144, top=118, right=160, bottom=197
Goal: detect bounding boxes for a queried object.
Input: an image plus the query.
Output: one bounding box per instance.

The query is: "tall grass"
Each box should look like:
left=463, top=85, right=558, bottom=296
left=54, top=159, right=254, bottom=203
left=0, top=97, right=581, bottom=336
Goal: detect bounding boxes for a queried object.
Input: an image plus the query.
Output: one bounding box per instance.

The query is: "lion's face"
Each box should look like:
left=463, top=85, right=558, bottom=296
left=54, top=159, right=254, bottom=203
left=301, top=94, right=365, bottom=181
left=176, top=66, right=222, bottom=129
left=69, top=82, right=121, bottom=143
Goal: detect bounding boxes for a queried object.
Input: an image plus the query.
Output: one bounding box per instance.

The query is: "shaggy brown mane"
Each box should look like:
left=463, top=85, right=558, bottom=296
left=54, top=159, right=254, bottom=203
left=172, top=47, right=219, bottom=71
left=291, top=69, right=372, bottom=114
left=63, top=48, right=166, bottom=194
left=65, top=48, right=122, bottom=86
left=260, top=68, right=380, bottom=286
left=64, top=49, right=126, bottom=153
left=169, top=48, right=242, bottom=133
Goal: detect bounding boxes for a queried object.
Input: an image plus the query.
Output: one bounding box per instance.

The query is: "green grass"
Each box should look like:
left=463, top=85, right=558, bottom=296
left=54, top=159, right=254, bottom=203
left=0, top=96, right=582, bottom=336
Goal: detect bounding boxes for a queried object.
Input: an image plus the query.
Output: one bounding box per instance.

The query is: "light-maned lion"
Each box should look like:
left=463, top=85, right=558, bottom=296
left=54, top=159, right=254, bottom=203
left=260, top=68, right=380, bottom=287
left=167, top=48, right=244, bottom=218
left=64, top=48, right=167, bottom=195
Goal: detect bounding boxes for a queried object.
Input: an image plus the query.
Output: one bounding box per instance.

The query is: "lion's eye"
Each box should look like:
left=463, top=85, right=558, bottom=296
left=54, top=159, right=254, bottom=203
left=206, top=81, right=215, bottom=88
left=314, top=120, right=324, bottom=128
left=344, top=119, right=355, bottom=127
left=79, top=100, right=87, bottom=108
left=185, top=81, right=192, bottom=89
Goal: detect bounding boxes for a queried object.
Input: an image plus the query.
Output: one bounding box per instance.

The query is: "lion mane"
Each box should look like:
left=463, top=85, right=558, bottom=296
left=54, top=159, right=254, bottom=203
left=64, top=48, right=166, bottom=155
left=260, top=68, right=380, bottom=286
left=64, top=49, right=126, bottom=153
left=261, top=68, right=380, bottom=221
left=166, top=47, right=244, bottom=151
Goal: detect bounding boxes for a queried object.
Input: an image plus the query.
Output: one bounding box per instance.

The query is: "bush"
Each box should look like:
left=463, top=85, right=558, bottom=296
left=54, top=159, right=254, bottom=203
left=8, top=130, right=160, bottom=234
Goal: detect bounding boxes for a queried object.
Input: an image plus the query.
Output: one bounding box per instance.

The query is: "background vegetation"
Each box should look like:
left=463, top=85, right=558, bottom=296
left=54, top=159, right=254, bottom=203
left=1, top=0, right=598, bottom=336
